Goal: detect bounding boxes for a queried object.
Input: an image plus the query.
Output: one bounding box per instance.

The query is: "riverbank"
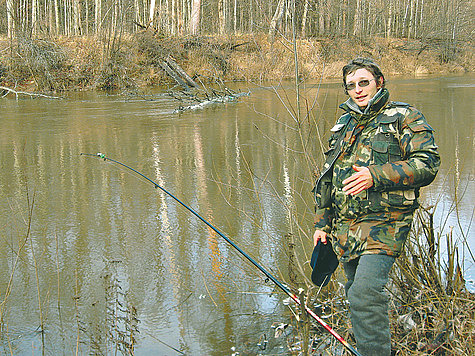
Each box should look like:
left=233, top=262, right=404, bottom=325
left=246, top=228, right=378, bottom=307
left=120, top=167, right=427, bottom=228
left=0, top=33, right=473, bottom=92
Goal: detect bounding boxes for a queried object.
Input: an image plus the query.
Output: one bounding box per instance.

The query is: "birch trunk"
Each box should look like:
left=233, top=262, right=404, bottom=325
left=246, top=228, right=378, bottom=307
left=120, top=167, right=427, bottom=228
left=85, top=0, right=89, bottom=35
left=318, top=0, right=325, bottom=35
left=218, top=0, right=226, bottom=35
left=190, top=0, right=201, bottom=35
left=386, top=0, right=392, bottom=38
left=268, top=0, right=285, bottom=40
left=149, top=0, right=156, bottom=26
left=73, top=0, right=81, bottom=35
left=301, top=0, right=309, bottom=36
left=6, top=0, right=14, bottom=38
left=54, top=0, right=59, bottom=35
left=64, top=0, right=69, bottom=36
left=233, top=0, right=237, bottom=33
left=32, top=0, right=37, bottom=36
left=353, top=0, right=362, bottom=36
left=95, top=0, right=102, bottom=34
left=409, top=0, right=415, bottom=38
left=171, top=0, right=177, bottom=34
left=403, top=0, right=410, bottom=37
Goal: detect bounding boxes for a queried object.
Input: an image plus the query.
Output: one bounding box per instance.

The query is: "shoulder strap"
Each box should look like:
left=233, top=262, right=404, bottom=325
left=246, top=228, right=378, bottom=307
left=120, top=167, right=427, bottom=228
left=390, top=101, right=410, bottom=107
left=319, top=116, right=353, bottom=177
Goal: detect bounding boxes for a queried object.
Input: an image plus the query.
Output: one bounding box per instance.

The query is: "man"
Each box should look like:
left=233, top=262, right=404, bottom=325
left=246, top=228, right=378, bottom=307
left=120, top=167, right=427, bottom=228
left=312, top=58, right=440, bottom=355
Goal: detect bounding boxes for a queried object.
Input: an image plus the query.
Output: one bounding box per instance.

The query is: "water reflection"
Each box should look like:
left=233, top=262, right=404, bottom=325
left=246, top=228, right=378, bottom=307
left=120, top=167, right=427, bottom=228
left=0, top=75, right=473, bottom=354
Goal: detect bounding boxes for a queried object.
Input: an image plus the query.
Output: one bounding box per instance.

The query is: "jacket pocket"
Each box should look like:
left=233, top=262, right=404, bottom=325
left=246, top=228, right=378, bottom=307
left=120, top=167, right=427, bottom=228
left=379, top=189, right=417, bottom=208
left=371, top=133, right=402, bottom=165
left=314, top=171, right=333, bottom=209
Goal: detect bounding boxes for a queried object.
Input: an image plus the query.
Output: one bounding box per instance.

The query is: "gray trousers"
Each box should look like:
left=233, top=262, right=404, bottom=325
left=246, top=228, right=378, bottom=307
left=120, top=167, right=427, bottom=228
left=343, top=254, right=395, bottom=356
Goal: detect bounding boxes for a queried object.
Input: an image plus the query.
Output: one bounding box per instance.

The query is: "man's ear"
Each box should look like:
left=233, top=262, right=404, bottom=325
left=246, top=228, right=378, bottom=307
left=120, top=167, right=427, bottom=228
left=377, top=77, right=384, bottom=89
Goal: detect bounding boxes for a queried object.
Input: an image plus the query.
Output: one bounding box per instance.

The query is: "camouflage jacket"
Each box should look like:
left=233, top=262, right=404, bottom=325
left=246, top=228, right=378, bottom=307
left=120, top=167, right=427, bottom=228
left=313, top=88, right=440, bottom=262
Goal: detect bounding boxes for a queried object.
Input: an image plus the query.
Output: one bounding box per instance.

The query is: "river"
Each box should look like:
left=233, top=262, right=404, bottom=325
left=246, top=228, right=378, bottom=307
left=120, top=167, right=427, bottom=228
left=0, top=75, right=473, bottom=354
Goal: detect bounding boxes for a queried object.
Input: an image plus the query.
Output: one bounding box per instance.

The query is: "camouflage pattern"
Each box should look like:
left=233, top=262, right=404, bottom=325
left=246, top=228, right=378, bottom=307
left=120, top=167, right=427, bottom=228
left=314, top=88, right=440, bottom=262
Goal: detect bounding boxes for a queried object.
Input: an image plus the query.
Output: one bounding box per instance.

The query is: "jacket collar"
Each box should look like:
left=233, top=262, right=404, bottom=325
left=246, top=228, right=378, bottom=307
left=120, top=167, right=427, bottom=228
left=339, top=88, right=390, bottom=121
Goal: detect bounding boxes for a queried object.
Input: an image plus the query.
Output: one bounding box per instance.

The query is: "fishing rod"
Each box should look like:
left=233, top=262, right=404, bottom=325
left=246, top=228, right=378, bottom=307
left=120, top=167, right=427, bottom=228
left=81, top=152, right=361, bottom=356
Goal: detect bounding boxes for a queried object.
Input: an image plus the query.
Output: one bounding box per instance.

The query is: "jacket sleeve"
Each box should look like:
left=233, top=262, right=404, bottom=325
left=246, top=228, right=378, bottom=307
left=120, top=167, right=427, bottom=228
left=368, top=108, right=440, bottom=191
left=314, top=207, right=333, bottom=234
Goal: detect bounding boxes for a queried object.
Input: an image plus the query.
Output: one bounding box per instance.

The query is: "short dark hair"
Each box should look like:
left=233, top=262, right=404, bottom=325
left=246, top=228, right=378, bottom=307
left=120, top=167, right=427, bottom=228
left=342, top=58, right=385, bottom=93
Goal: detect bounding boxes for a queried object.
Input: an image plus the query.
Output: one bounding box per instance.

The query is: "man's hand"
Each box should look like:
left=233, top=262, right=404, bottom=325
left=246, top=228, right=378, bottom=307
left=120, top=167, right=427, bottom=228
left=342, top=165, right=373, bottom=196
left=313, top=229, right=328, bottom=246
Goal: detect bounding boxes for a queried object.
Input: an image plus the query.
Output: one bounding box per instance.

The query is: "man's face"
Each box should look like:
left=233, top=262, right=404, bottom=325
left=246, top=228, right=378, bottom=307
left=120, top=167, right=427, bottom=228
left=345, top=68, right=382, bottom=109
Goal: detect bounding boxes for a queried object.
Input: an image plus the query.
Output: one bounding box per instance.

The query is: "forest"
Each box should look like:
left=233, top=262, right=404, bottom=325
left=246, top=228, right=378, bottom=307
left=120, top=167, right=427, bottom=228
left=1, top=0, right=472, bottom=41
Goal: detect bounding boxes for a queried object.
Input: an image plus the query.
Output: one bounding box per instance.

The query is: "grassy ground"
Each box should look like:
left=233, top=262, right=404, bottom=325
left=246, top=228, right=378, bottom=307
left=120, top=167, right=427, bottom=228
left=0, top=32, right=473, bottom=92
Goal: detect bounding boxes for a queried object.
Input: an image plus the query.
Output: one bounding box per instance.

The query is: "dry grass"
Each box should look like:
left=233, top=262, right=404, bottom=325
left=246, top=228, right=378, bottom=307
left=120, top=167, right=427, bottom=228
left=389, top=207, right=474, bottom=355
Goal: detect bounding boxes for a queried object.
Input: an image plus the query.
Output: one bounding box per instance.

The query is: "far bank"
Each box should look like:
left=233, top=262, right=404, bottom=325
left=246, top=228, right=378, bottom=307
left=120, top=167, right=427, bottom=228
left=0, top=33, right=473, bottom=92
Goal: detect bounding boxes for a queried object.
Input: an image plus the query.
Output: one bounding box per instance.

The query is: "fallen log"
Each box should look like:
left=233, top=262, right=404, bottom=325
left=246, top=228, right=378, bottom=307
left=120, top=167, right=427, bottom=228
left=164, top=56, right=197, bottom=88
left=158, top=55, right=198, bottom=91
left=158, top=61, right=191, bottom=90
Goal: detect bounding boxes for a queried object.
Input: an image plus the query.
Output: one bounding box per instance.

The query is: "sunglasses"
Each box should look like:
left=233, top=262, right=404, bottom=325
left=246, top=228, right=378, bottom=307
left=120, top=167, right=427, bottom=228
left=345, top=78, right=375, bottom=91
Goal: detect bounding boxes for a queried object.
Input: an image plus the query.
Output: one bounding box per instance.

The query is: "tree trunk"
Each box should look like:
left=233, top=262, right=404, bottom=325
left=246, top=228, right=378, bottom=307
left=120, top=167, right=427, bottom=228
left=409, top=0, right=415, bottom=38
left=133, top=0, right=139, bottom=30
left=175, top=0, right=182, bottom=34
left=64, top=0, right=69, bottom=36
left=171, top=0, right=177, bottom=34
left=73, top=0, right=81, bottom=35
left=386, top=0, right=392, bottom=38
left=419, top=0, right=424, bottom=36
left=233, top=0, right=237, bottom=33
left=353, top=0, right=362, bottom=36
left=403, top=0, right=410, bottom=37
left=48, top=0, right=53, bottom=35
left=249, top=0, right=252, bottom=32
left=54, top=0, right=59, bottom=35
left=149, top=0, right=156, bottom=26
left=318, top=0, right=325, bottom=35
left=301, top=0, right=309, bottom=37
left=414, top=0, right=419, bottom=38
left=32, top=0, right=37, bottom=36
left=95, top=0, right=102, bottom=34
left=268, top=0, right=285, bottom=41
left=6, top=0, right=14, bottom=38
left=218, top=0, right=226, bottom=35
left=85, top=0, right=89, bottom=35
left=190, top=0, right=201, bottom=35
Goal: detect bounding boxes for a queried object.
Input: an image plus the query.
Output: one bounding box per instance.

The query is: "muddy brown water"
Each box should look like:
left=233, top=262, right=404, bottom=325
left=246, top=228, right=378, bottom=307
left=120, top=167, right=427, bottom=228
left=0, top=75, right=473, bottom=354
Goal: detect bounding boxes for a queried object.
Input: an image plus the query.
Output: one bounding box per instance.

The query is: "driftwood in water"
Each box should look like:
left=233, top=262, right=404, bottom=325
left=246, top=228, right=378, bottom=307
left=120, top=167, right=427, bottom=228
left=158, top=56, right=198, bottom=90
left=171, top=86, right=249, bottom=113
left=0, top=86, right=62, bottom=100
left=121, top=83, right=249, bottom=113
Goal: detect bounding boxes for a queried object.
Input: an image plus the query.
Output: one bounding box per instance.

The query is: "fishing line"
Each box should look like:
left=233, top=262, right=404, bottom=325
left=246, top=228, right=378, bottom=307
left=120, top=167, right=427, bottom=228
left=81, top=152, right=361, bottom=356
